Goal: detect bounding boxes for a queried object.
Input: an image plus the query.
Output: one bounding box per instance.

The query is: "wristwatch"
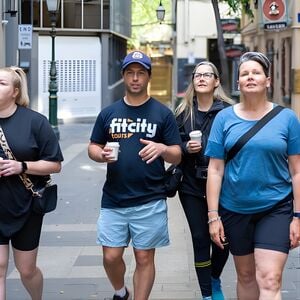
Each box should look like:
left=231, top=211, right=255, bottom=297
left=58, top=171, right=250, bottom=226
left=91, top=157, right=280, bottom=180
left=293, top=212, right=300, bottom=218
left=21, top=161, right=28, bottom=173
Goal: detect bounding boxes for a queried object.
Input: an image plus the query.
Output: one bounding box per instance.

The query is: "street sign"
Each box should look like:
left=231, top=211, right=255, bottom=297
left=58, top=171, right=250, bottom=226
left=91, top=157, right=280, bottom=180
left=261, top=0, right=288, bottom=31
left=18, top=24, right=32, bottom=49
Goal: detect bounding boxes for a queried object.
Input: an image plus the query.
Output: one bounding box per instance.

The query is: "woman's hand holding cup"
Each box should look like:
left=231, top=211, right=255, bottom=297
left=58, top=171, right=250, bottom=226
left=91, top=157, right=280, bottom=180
left=187, top=130, right=202, bottom=153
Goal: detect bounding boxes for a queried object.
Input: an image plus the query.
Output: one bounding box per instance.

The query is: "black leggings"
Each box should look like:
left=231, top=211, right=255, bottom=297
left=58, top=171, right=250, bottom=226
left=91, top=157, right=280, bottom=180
left=0, top=212, right=43, bottom=251
left=179, top=192, right=229, bottom=297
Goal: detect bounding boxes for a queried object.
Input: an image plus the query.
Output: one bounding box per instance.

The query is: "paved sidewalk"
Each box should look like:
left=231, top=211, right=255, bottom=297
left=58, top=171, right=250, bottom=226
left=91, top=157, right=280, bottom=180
left=6, top=122, right=300, bottom=300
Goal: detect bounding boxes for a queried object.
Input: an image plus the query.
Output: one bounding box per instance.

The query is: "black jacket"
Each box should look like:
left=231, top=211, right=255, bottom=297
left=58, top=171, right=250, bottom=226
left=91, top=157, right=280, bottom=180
left=176, top=98, right=230, bottom=197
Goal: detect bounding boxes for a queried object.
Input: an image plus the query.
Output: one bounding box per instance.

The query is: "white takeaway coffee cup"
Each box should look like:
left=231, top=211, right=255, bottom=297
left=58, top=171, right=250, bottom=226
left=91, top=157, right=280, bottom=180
left=189, top=130, right=202, bottom=144
left=106, top=142, right=120, bottom=161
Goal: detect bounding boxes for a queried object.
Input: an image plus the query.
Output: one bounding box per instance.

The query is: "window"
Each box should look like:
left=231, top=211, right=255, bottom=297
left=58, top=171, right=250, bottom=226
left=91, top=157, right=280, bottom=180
left=21, top=0, right=130, bottom=33
left=63, top=0, right=82, bottom=28
left=83, top=0, right=101, bottom=29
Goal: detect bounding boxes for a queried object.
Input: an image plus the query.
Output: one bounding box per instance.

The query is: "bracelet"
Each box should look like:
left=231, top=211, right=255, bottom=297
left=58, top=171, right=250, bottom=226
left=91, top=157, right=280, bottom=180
left=208, top=209, right=218, bottom=213
left=293, top=212, right=300, bottom=218
left=207, top=216, right=221, bottom=224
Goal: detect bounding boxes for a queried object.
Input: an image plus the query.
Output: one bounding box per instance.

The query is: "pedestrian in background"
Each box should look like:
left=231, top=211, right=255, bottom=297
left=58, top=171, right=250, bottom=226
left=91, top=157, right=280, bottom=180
left=175, top=61, right=233, bottom=300
left=88, top=50, right=181, bottom=300
left=205, top=51, right=300, bottom=299
left=0, top=66, right=63, bottom=300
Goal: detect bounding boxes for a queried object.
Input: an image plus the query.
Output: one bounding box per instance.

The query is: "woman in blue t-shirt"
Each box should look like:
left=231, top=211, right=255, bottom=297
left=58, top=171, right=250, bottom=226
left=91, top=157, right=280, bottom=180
left=205, top=52, right=300, bottom=299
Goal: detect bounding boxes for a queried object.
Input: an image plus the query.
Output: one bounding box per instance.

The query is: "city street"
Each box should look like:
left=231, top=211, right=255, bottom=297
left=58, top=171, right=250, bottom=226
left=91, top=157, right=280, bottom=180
left=6, top=122, right=300, bottom=300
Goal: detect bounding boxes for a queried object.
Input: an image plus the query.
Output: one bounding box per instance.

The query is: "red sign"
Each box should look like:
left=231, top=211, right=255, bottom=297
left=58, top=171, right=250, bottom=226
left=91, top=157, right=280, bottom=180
left=225, top=45, right=246, bottom=58
left=263, top=0, right=285, bottom=21
left=261, top=0, right=288, bottom=30
left=221, top=19, right=240, bottom=33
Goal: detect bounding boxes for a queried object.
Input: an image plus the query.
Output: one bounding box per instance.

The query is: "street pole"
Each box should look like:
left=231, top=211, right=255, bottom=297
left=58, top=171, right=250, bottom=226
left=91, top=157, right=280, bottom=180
left=48, top=13, right=59, bottom=140
left=46, top=0, right=60, bottom=139
left=171, top=0, right=178, bottom=112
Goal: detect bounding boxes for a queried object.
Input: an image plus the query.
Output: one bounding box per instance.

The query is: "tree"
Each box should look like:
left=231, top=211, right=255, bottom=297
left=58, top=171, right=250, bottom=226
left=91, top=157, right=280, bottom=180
left=130, top=0, right=172, bottom=49
left=212, top=0, right=253, bottom=94
left=211, top=0, right=230, bottom=94
left=224, top=0, right=253, bottom=18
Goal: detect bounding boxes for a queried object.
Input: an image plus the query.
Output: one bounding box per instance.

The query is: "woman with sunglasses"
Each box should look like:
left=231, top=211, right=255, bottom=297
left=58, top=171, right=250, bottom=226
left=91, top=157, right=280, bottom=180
left=175, top=61, right=234, bottom=300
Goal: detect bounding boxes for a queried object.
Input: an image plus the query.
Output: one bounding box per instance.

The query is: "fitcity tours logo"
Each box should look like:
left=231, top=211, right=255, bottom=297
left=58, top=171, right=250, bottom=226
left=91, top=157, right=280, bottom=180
left=109, top=118, right=157, bottom=139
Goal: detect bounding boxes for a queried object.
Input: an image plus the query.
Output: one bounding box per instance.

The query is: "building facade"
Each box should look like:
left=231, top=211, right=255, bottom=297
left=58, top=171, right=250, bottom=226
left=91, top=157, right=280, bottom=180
left=175, top=0, right=242, bottom=99
left=241, top=0, right=300, bottom=117
left=0, top=0, right=131, bottom=121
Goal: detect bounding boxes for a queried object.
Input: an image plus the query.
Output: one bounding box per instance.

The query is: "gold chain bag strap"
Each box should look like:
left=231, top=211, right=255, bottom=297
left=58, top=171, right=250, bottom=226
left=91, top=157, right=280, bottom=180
left=0, top=125, right=36, bottom=193
left=0, top=125, right=57, bottom=214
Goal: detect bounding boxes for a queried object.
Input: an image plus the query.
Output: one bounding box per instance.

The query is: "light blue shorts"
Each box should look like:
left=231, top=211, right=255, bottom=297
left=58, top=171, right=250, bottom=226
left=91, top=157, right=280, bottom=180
left=97, top=199, right=169, bottom=249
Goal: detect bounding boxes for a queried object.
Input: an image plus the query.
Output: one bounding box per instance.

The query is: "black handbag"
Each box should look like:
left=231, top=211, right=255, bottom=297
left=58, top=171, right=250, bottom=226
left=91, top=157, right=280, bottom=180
left=0, top=126, right=57, bottom=214
left=164, top=164, right=183, bottom=198
left=31, top=183, right=58, bottom=214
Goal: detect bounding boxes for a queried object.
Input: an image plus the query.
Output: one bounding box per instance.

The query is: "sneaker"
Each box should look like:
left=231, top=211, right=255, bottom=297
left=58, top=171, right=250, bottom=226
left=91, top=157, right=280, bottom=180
left=112, top=287, right=131, bottom=300
left=211, top=277, right=225, bottom=300
left=203, top=296, right=212, bottom=300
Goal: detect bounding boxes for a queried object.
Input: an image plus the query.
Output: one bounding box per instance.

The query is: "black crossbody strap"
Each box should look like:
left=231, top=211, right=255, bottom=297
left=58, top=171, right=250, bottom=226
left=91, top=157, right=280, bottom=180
left=226, top=105, right=284, bottom=163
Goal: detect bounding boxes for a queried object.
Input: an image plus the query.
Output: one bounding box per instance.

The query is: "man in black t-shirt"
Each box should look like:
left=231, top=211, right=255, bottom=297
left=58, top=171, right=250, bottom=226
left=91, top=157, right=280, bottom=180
left=88, top=51, right=181, bottom=300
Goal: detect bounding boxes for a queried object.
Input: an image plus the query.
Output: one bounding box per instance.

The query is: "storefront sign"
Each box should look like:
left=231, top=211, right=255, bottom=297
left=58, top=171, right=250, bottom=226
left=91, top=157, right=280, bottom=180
left=261, top=0, right=288, bottom=31
left=225, top=45, right=246, bottom=58
left=221, top=19, right=240, bottom=33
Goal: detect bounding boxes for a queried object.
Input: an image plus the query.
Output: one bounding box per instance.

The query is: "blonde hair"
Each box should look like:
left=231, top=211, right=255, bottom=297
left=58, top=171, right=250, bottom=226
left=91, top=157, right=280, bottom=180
left=1, top=66, right=30, bottom=107
left=175, top=61, right=234, bottom=123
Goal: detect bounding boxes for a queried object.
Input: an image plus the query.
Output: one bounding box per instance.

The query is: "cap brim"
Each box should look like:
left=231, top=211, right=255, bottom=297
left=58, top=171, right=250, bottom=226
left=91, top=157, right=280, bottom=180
left=122, top=61, right=151, bottom=70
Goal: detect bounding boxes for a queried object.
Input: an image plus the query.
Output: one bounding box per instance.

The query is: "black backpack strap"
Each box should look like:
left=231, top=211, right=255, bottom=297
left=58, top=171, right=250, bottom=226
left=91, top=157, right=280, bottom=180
left=226, top=105, right=284, bottom=163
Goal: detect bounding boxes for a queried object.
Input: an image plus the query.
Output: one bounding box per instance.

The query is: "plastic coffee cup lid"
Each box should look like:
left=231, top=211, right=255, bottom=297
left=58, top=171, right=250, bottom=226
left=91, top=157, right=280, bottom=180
left=107, top=142, right=119, bottom=147
left=189, top=130, right=202, bottom=136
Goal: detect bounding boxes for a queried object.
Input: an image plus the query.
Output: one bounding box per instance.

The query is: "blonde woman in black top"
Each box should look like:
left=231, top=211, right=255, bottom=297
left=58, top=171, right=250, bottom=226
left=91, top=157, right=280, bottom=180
left=175, top=61, right=234, bottom=300
left=0, top=67, right=63, bottom=300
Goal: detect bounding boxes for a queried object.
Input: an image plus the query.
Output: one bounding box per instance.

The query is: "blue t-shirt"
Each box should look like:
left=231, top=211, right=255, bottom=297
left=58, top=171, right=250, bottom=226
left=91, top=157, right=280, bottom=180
left=90, top=97, right=181, bottom=208
left=205, top=105, right=300, bottom=214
